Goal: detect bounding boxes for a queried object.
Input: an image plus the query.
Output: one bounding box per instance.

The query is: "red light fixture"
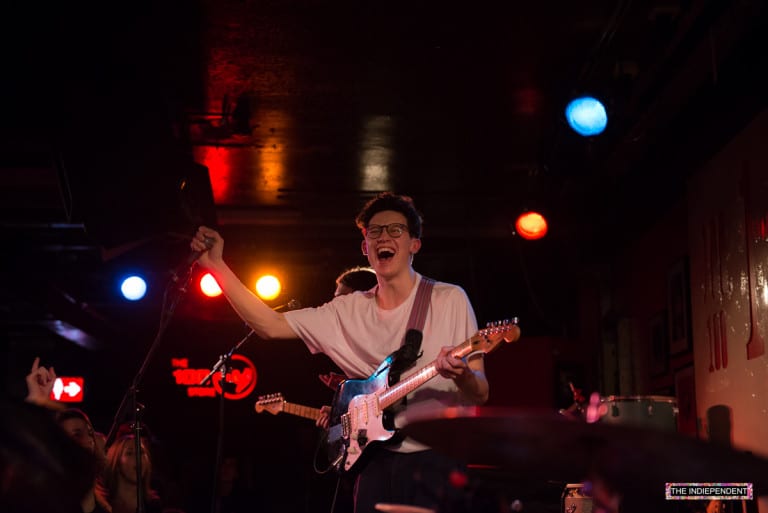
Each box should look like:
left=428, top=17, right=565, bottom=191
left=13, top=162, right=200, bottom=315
left=200, top=273, right=223, bottom=297
left=515, top=211, right=548, bottom=240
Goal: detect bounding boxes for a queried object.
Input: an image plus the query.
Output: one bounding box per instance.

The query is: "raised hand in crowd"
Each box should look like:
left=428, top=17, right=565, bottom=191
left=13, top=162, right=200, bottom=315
left=25, top=356, right=60, bottom=409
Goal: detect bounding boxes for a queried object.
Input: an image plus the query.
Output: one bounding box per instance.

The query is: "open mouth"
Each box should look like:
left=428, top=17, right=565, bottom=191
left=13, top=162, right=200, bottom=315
left=377, top=248, right=395, bottom=261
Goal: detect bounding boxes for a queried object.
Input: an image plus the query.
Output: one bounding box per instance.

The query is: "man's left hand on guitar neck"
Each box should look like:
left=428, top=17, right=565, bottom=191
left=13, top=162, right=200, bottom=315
left=435, top=346, right=489, bottom=404
left=316, top=405, right=331, bottom=429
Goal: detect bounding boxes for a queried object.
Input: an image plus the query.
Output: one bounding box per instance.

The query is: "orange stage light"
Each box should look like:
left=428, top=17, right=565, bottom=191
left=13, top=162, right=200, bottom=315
left=255, top=274, right=281, bottom=300
left=515, top=211, right=548, bottom=240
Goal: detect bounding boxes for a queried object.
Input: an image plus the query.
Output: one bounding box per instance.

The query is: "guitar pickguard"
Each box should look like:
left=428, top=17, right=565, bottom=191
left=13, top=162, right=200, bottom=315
left=328, top=357, right=394, bottom=472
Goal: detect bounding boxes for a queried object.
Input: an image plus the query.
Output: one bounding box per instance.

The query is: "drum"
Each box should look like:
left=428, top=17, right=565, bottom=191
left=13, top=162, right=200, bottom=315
left=599, top=395, right=678, bottom=432
left=562, top=483, right=592, bottom=513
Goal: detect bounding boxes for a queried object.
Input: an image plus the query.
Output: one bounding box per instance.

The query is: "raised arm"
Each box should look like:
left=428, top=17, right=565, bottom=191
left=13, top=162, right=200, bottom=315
left=191, top=226, right=299, bottom=340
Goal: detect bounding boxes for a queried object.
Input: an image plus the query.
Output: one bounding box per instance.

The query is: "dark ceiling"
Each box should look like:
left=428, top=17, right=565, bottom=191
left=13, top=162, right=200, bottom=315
left=3, top=0, right=768, bottom=352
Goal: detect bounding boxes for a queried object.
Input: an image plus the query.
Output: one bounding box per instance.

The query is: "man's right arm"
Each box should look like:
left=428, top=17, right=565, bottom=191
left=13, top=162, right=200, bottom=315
left=192, top=227, right=299, bottom=340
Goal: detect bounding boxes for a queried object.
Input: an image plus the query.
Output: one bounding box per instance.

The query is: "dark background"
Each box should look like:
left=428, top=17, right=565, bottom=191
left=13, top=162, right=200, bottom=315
left=2, top=1, right=768, bottom=512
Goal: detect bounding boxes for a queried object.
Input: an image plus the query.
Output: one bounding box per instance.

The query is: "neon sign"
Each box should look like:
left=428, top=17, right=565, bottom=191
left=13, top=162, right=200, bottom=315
left=171, top=355, right=258, bottom=400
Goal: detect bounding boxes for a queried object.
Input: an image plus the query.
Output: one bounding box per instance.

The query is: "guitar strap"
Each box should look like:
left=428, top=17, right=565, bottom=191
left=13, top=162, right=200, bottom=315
left=407, top=276, right=435, bottom=333
left=388, top=276, right=435, bottom=386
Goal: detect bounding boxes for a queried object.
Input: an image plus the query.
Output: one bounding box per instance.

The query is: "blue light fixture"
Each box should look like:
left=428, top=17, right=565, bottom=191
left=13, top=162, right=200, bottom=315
left=565, top=96, right=607, bottom=136
left=120, top=275, right=147, bottom=301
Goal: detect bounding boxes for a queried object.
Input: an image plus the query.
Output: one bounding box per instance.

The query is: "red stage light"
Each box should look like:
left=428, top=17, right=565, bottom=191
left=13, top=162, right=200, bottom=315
left=200, top=273, right=223, bottom=297
left=515, top=211, right=548, bottom=240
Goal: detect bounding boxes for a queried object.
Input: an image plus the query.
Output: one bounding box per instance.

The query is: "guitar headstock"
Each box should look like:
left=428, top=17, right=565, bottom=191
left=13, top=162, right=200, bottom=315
left=254, top=392, right=286, bottom=415
left=467, top=318, right=521, bottom=354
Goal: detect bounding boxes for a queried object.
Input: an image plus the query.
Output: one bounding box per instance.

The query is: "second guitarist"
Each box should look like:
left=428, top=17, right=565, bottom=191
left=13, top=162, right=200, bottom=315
left=191, top=192, right=491, bottom=513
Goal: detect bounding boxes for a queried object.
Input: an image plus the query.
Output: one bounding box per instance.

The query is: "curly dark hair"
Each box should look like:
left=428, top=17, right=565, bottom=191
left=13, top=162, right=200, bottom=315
left=355, top=192, right=423, bottom=238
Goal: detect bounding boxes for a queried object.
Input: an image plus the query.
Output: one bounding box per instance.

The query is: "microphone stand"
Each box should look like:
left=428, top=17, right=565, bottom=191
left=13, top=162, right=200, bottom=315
left=200, top=328, right=256, bottom=513
left=200, top=298, right=300, bottom=513
left=105, top=262, right=198, bottom=513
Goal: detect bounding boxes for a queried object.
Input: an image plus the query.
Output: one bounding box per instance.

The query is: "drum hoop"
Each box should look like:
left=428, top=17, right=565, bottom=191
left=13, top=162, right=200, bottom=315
left=602, top=395, right=677, bottom=403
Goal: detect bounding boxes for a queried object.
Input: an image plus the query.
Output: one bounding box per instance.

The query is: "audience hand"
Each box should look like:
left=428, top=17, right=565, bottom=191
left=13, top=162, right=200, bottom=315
left=25, top=357, right=57, bottom=405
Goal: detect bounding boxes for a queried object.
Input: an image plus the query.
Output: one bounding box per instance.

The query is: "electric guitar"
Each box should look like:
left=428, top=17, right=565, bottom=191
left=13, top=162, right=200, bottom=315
left=327, top=319, right=521, bottom=473
left=254, top=393, right=323, bottom=421
left=255, top=392, right=345, bottom=472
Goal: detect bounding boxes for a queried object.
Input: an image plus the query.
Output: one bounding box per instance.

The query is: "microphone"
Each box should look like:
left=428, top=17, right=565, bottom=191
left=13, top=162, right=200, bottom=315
left=171, top=236, right=215, bottom=282
left=273, top=299, right=302, bottom=312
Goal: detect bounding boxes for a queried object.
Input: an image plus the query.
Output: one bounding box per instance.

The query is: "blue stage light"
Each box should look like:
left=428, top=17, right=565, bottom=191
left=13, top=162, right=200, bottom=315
left=565, top=96, right=607, bottom=136
left=120, top=275, right=147, bottom=301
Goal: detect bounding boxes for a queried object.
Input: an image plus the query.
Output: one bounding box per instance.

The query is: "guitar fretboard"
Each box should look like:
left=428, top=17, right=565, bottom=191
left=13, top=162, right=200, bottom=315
left=379, top=365, right=439, bottom=409
left=282, top=401, right=322, bottom=421
left=377, top=323, right=519, bottom=409
left=378, top=337, right=476, bottom=409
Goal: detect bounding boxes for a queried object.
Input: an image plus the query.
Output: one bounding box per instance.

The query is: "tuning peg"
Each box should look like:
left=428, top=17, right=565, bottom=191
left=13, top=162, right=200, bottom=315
left=484, top=318, right=520, bottom=330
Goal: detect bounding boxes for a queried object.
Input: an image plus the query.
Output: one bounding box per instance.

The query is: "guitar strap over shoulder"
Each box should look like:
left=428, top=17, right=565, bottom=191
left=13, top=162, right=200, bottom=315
left=388, top=276, right=435, bottom=385
left=407, top=276, right=435, bottom=333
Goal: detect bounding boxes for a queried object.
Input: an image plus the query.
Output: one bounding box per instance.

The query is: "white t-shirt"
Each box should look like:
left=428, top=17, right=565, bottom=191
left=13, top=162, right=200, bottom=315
left=284, top=273, right=479, bottom=452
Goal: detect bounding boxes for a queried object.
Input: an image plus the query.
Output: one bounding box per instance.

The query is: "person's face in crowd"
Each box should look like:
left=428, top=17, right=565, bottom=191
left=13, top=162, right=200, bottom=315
left=60, top=417, right=96, bottom=453
left=117, top=440, right=150, bottom=484
left=362, top=210, right=420, bottom=279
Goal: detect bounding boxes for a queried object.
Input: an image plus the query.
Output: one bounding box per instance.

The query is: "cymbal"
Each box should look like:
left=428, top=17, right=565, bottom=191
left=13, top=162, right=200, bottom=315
left=398, top=405, right=768, bottom=496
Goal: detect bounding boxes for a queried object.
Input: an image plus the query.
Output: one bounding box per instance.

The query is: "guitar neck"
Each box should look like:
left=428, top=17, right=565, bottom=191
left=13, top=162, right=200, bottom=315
left=282, top=401, right=323, bottom=421
left=378, top=339, right=475, bottom=409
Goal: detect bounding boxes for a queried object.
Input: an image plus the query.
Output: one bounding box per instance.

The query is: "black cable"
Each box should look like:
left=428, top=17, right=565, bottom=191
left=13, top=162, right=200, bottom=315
left=328, top=474, right=342, bottom=513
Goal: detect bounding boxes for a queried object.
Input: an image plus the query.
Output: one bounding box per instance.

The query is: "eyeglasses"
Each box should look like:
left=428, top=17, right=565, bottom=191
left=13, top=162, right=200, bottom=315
left=364, top=223, right=409, bottom=239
